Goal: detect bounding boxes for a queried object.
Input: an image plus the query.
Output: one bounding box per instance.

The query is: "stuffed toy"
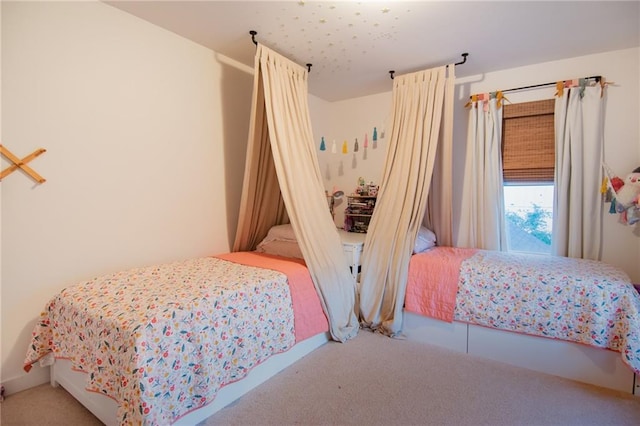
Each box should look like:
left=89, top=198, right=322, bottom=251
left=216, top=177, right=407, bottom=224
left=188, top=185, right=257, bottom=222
left=615, top=168, right=640, bottom=208
left=614, top=167, right=640, bottom=225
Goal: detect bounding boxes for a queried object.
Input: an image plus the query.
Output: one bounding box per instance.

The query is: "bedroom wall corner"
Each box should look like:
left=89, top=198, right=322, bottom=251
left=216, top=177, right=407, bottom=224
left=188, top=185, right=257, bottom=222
left=311, top=91, right=391, bottom=228
left=1, top=0, right=252, bottom=393
left=215, top=53, right=254, bottom=247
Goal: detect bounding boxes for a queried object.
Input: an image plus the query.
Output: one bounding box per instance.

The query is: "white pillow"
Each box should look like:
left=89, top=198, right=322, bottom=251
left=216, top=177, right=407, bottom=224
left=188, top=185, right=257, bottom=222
left=255, top=224, right=304, bottom=259
left=413, top=227, right=436, bottom=254
left=256, top=240, right=304, bottom=259
left=264, top=223, right=297, bottom=241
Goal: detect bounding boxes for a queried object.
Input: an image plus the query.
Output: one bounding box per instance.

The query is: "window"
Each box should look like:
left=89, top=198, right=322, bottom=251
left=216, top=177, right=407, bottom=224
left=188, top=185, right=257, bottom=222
left=502, top=99, right=555, bottom=254
left=503, top=184, right=553, bottom=254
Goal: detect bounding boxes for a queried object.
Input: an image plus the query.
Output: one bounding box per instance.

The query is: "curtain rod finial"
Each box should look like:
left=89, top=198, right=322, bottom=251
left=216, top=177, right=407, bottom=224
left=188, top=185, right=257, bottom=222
left=250, top=30, right=257, bottom=45
left=389, top=70, right=395, bottom=80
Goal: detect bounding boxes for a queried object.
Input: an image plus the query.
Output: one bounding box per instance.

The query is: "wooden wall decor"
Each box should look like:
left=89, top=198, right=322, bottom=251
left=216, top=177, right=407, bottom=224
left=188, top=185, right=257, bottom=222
left=0, top=144, right=47, bottom=183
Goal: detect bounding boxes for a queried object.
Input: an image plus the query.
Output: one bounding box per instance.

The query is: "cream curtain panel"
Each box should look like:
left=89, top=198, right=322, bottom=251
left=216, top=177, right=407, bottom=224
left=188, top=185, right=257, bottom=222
left=232, top=99, right=289, bottom=251
left=359, top=65, right=454, bottom=336
left=424, top=71, right=456, bottom=246
left=552, top=86, right=605, bottom=260
left=457, top=95, right=507, bottom=250
left=233, top=45, right=359, bottom=342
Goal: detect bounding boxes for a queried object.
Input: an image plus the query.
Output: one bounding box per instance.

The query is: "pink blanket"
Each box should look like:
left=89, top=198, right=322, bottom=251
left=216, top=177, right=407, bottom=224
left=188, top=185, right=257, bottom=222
left=405, top=247, right=477, bottom=322
left=215, top=252, right=328, bottom=342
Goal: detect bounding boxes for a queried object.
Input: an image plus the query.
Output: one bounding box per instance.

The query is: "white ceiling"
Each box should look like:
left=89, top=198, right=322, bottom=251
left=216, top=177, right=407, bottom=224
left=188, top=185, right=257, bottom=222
left=104, top=1, right=640, bottom=102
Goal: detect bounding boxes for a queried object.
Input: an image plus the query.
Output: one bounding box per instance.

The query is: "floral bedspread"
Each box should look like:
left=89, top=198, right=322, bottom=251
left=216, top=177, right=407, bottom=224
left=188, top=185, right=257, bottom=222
left=24, top=256, right=299, bottom=425
left=453, top=250, right=640, bottom=374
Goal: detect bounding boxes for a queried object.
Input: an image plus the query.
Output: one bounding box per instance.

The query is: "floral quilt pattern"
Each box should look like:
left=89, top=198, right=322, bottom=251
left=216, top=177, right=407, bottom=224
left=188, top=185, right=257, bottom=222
left=24, top=257, right=296, bottom=425
left=453, top=250, right=640, bottom=374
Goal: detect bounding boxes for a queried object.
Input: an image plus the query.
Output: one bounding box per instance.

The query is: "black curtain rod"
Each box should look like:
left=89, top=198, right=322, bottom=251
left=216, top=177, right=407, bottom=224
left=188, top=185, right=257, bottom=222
left=501, top=75, right=602, bottom=94
left=389, top=53, right=468, bottom=80
left=249, top=30, right=312, bottom=72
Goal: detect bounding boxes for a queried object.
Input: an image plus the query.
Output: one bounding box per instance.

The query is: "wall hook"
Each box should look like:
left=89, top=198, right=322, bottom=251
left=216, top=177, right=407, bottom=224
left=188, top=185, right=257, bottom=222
left=0, top=144, right=46, bottom=183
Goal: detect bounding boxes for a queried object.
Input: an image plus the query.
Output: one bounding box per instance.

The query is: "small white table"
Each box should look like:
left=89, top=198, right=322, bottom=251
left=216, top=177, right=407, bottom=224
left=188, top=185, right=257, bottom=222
left=338, top=229, right=366, bottom=282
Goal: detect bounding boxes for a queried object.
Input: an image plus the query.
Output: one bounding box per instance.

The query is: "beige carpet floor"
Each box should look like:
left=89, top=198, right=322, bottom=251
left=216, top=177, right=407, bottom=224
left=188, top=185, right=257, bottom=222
left=2, top=330, right=639, bottom=425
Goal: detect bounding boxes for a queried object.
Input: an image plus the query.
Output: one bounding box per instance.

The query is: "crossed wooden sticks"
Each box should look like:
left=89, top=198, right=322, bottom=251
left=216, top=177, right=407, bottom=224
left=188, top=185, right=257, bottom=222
left=0, top=144, right=46, bottom=184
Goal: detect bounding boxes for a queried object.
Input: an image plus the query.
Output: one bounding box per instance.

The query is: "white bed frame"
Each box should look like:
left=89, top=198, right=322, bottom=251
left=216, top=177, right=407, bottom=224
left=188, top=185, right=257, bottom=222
left=50, top=332, right=330, bottom=425
left=403, top=311, right=639, bottom=395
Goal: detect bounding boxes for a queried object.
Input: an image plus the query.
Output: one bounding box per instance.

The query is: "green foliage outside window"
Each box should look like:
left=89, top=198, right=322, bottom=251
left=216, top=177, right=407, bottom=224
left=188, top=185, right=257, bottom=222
left=506, top=203, right=552, bottom=245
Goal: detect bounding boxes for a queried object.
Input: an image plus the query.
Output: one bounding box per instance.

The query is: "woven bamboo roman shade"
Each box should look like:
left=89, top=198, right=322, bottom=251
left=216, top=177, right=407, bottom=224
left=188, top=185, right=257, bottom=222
left=502, top=99, right=555, bottom=182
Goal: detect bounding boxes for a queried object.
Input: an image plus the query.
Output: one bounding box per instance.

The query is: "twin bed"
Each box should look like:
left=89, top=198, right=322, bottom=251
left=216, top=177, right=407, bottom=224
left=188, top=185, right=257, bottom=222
left=23, top=235, right=640, bottom=425
left=24, top=251, right=329, bottom=425
left=404, top=246, right=640, bottom=395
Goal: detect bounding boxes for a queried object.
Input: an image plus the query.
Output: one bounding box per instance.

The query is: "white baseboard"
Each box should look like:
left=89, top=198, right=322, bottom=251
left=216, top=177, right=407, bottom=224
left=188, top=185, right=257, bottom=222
left=2, top=365, right=50, bottom=396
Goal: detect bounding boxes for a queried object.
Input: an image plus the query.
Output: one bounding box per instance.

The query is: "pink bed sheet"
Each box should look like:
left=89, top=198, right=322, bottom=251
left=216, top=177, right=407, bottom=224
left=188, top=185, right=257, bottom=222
left=404, top=247, right=477, bottom=322
left=215, top=252, right=328, bottom=342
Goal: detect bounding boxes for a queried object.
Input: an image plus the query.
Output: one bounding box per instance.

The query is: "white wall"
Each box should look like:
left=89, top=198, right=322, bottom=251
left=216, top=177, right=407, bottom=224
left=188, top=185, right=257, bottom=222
left=313, top=48, right=640, bottom=282
left=1, top=1, right=253, bottom=392
left=313, top=91, right=391, bottom=227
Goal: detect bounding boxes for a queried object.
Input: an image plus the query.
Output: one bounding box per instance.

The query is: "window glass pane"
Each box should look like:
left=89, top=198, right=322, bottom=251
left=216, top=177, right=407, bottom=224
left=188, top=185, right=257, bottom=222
left=504, top=184, right=553, bottom=254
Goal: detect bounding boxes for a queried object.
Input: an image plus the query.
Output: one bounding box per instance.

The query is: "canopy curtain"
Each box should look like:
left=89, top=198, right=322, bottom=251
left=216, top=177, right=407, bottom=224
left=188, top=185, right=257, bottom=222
left=232, top=91, right=289, bottom=251
left=424, top=69, right=456, bottom=246
left=552, top=85, right=605, bottom=260
left=359, top=65, right=454, bottom=336
left=457, top=93, right=508, bottom=250
left=233, top=44, right=359, bottom=342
